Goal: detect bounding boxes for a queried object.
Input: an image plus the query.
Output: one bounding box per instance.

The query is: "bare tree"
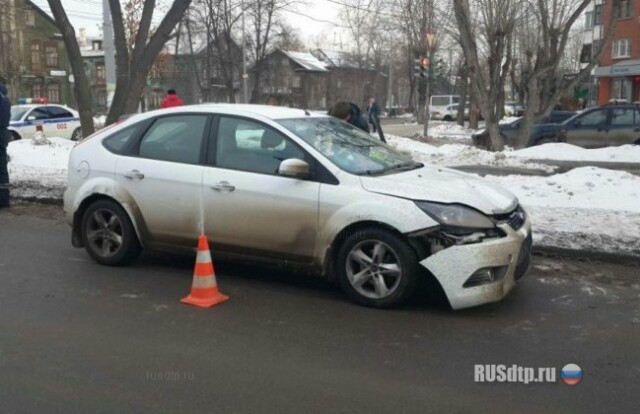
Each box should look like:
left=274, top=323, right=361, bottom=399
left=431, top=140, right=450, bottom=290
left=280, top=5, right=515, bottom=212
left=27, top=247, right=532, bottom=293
left=106, top=0, right=192, bottom=124
left=513, top=0, right=617, bottom=148
left=453, top=0, right=522, bottom=150
left=47, top=0, right=95, bottom=136
left=247, top=0, right=297, bottom=103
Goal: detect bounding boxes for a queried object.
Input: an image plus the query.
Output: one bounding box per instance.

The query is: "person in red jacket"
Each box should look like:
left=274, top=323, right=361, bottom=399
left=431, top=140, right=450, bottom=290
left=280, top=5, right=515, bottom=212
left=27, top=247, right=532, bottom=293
left=160, top=89, right=184, bottom=108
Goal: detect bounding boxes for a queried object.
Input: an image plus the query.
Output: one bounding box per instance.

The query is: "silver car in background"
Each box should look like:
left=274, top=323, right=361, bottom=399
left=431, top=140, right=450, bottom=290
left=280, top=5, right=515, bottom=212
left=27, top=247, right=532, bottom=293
left=64, top=104, right=531, bottom=309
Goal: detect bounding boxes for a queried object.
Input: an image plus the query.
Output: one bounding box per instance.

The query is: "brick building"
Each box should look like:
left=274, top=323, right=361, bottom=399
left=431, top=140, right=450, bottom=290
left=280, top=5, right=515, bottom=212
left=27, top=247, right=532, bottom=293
left=594, top=0, right=640, bottom=103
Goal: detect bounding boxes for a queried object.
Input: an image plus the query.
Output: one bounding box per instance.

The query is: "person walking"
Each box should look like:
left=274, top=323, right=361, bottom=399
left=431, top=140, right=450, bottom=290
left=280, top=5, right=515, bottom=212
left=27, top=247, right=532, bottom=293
left=366, top=96, right=380, bottom=133
left=160, top=89, right=184, bottom=108
left=0, top=73, right=11, bottom=208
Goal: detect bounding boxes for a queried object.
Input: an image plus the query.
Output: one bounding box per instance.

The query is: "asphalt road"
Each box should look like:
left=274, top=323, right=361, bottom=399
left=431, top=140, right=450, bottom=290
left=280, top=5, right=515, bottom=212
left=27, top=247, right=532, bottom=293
left=1, top=203, right=639, bottom=413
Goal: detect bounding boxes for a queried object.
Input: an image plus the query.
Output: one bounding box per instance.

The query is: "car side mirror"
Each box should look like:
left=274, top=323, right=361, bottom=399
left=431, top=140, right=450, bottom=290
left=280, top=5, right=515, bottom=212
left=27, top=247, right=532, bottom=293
left=27, top=115, right=36, bottom=121
left=278, top=158, right=309, bottom=178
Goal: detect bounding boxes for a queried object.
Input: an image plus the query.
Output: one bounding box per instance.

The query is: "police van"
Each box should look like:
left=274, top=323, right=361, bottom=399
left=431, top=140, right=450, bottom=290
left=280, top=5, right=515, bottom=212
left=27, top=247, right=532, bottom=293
left=8, top=98, right=82, bottom=141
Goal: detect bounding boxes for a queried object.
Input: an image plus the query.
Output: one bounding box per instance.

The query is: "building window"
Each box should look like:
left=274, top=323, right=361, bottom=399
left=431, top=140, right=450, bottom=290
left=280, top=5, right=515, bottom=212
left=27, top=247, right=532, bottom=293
left=45, top=45, right=58, bottom=67
left=593, top=4, right=603, bottom=25
left=611, top=78, right=632, bottom=100
left=96, top=64, right=105, bottom=82
left=31, top=41, right=42, bottom=72
left=292, top=75, right=301, bottom=88
left=592, top=39, right=602, bottom=60
left=25, top=10, right=35, bottom=26
left=32, top=83, right=44, bottom=98
left=612, top=39, right=631, bottom=59
left=47, top=84, right=60, bottom=103
left=616, top=0, right=633, bottom=19
left=580, top=44, right=592, bottom=63
left=282, top=58, right=289, bottom=66
left=584, top=11, right=593, bottom=29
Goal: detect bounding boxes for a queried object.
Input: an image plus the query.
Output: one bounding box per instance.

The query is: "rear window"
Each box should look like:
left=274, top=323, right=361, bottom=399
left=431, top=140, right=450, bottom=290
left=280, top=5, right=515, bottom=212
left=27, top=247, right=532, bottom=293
left=432, top=97, right=450, bottom=106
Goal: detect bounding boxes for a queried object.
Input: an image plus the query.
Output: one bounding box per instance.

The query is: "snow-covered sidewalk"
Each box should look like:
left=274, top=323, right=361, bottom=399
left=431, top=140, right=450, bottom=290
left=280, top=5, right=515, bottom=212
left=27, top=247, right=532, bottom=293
left=6, top=136, right=640, bottom=256
left=387, top=135, right=640, bottom=171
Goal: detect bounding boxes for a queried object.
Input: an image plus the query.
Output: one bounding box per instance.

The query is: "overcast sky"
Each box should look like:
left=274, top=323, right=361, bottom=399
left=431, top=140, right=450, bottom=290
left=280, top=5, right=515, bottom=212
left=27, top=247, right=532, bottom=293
left=31, top=0, right=346, bottom=48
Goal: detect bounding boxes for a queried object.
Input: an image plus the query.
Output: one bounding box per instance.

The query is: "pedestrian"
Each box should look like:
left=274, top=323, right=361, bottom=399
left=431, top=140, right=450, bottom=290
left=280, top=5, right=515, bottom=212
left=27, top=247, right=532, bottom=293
left=160, top=89, right=184, bottom=109
left=0, top=72, right=11, bottom=208
left=328, top=101, right=369, bottom=133
left=366, top=96, right=380, bottom=133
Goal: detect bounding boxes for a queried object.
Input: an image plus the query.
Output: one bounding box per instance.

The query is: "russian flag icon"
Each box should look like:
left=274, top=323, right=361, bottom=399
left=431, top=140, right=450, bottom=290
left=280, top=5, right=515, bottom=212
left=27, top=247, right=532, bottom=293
left=561, top=364, right=583, bottom=385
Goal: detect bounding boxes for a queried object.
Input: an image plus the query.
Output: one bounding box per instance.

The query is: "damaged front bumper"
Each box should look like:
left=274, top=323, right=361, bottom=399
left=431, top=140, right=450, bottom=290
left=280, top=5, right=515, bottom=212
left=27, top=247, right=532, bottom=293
left=420, top=219, right=532, bottom=310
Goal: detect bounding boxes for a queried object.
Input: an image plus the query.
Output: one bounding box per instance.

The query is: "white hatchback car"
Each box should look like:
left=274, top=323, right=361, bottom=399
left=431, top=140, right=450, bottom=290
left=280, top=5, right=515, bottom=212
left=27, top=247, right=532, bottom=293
left=9, top=103, right=82, bottom=141
left=64, top=104, right=532, bottom=309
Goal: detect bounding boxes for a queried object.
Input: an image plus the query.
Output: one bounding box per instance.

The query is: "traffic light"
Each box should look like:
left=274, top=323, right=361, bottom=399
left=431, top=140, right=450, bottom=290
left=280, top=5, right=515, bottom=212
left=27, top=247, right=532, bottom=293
left=414, top=56, right=430, bottom=78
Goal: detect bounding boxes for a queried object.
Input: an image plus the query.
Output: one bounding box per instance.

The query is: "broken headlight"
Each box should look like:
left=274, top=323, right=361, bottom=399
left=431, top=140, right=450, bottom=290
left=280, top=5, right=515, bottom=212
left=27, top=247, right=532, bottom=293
left=415, top=201, right=495, bottom=230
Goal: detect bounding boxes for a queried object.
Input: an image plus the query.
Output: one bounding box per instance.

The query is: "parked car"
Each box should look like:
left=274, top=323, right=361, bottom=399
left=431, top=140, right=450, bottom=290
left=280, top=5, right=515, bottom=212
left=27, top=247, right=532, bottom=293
left=504, top=102, right=525, bottom=117
left=472, top=111, right=577, bottom=148
left=549, top=103, right=640, bottom=147
left=64, top=104, right=531, bottom=310
left=431, top=103, right=467, bottom=121
left=9, top=99, right=82, bottom=141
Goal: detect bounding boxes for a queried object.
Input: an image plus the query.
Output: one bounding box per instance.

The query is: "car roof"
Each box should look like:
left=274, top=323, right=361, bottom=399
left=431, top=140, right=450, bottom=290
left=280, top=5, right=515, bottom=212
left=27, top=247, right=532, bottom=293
left=12, top=103, right=74, bottom=110
left=145, top=104, right=322, bottom=120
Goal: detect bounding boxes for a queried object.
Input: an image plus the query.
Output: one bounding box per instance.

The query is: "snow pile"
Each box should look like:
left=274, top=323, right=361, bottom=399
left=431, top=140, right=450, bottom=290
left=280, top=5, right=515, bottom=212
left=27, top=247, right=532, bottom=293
left=93, top=115, right=107, bottom=129
left=388, top=135, right=554, bottom=172
left=7, top=138, right=73, bottom=201
left=499, top=117, right=520, bottom=125
left=486, top=167, right=640, bottom=256
left=513, top=143, right=640, bottom=163
left=428, top=123, right=475, bottom=141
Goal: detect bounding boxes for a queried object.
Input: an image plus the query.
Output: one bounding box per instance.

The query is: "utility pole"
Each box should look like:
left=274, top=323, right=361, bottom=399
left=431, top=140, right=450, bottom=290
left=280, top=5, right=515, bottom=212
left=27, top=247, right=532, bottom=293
left=241, top=0, right=249, bottom=103
left=103, top=0, right=116, bottom=108
left=423, top=32, right=436, bottom=139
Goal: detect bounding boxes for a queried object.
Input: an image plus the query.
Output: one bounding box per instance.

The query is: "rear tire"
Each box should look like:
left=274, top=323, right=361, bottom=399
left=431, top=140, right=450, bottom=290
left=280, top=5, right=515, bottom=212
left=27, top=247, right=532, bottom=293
left=335, top=228, right=420, bottom=308
left=80, top=199, right=141, bottom=266
left=10, top=131, right=20, bottom=142
left=442, top=115, right=452, bottom=122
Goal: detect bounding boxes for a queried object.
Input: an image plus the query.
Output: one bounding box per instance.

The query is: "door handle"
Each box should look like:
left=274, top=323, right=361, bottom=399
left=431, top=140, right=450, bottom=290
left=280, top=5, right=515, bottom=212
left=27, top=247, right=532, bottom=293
left=123, top=170, right=145, bottom=180
left=211, top=181, right=235, bottom=192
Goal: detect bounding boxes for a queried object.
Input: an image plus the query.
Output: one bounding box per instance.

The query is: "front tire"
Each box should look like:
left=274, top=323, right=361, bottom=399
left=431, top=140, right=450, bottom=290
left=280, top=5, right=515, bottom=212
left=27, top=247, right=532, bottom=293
left=442, top=115, right=452, bottom=122
left=335, top=228, right=420, bottom=308
left=80, top=199, right=141, bottom=266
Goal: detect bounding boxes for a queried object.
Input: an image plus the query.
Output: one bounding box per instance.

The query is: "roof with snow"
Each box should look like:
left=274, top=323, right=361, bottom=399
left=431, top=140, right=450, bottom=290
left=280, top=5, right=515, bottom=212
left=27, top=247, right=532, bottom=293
left=312, top=49, right=363, bottom=69
left=281, top=50, right=328, bottom=72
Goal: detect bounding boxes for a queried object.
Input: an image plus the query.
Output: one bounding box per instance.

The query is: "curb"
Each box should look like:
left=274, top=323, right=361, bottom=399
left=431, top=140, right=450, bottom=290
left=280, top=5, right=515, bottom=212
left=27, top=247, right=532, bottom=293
left=533, top=246, right=640, bottom=266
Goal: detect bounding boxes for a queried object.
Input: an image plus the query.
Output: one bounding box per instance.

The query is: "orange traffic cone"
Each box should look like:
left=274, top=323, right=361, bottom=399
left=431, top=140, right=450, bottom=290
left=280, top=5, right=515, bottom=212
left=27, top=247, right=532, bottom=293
left=181, top=235, right=229, bottom=308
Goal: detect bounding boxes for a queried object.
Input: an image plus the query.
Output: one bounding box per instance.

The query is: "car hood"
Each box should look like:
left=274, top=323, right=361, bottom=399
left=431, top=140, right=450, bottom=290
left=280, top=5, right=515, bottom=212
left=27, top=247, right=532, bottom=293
left=360, top=165, right=518, bottom=215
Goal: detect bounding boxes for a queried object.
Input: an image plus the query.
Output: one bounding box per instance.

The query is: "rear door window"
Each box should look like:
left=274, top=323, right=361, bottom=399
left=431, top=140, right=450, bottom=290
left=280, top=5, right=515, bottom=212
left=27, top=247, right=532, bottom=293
left=27, top=108, right=50, bottom=120
left=47, top=106, right=73, bottom=119
left=138, top=115, right=208, bottom=164
left=103, top=125, right=141, bottom=154
left=610, top=108, right=634, bottom=126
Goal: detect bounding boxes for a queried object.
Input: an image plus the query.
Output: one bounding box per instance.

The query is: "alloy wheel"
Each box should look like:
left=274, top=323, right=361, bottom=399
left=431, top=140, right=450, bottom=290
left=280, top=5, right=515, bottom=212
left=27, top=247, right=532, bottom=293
left=346, top=240, right=402, bottom=299
left=86, top=208, right=124, bottom=258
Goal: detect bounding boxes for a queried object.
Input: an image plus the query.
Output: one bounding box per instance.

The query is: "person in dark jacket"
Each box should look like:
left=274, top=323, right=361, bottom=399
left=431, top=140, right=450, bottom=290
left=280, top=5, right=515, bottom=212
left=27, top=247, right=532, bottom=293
left=0, top=73, right=11, bottom=208
left=328, top=101, right=369, bottom=133
left=160, top=89, right=184, bottom=108
left=366, top=97, right=380, bottom=133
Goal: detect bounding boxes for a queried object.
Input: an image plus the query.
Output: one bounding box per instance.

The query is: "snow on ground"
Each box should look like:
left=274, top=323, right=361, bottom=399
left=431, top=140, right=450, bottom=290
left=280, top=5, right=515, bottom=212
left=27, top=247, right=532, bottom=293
left=427, top=124, right=477, bottom=142
left=7, top=138, right=73, bottom=201
left=388, top=135, right=640, bottom=170
left=485, top=167, right=640, bottom=256
left=387, top=134, right=555, bottom=172
left=512, top=143, right=640, bottom=163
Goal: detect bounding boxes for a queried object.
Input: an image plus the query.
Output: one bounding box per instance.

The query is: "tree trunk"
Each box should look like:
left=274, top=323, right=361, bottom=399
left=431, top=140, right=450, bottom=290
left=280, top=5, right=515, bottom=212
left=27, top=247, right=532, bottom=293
left=47, top=0, right=95, bottom=136
left=457, top=64, right=468, bottom=126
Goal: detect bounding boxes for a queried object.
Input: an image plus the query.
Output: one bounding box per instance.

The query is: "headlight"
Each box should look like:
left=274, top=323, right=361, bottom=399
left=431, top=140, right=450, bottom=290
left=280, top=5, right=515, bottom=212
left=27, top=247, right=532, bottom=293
left=415, top=201, right=495, bottom=229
